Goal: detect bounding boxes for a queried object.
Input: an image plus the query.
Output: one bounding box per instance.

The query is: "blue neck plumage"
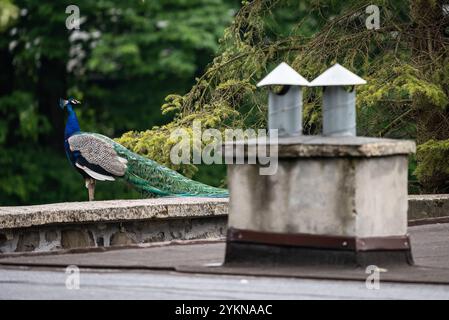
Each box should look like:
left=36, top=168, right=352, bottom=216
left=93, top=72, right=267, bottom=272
left=64, top=104, right=81, bottom=139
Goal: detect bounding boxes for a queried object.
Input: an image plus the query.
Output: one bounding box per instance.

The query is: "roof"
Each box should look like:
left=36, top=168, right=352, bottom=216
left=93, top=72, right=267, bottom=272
left=309, top=63, right=367, bottom=87
left=2, top=222, right=449, bottom=286
left=257, top=62, right=310, bottom=87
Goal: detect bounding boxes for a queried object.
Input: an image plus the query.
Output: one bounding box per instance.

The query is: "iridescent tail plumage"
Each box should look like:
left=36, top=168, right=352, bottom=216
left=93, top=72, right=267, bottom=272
left=92, top=133, right=229, bottom=198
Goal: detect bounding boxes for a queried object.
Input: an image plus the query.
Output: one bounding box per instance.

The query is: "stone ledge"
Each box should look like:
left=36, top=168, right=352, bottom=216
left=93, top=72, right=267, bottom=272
left=408, top=194, right=449, bottom=220
left=224, top=136, right=416, bottom=158
left=2, top=195, right=449, bottom=231
left=0, top=197, right=229, bottom=230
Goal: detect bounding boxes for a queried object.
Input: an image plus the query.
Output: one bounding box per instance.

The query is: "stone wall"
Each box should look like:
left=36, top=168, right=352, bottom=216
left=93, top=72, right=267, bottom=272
left=0, top=198, right=228, bottom=254
left=408, top=195, right=449, bottom=220
left=0, top=217, right=226, bottom=253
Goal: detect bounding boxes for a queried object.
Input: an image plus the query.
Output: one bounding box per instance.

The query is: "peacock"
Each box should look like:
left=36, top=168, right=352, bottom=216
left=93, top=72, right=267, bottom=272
left=60, top=97, right=228, bottom=201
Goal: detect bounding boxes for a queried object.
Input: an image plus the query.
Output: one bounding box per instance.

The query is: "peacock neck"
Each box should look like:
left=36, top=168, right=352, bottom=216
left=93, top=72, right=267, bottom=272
left=64, top=105, right=81, bottom=139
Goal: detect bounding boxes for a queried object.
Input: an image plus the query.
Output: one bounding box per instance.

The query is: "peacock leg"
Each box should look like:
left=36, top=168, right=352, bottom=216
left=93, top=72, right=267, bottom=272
left=85, top=178, right=96, bottom=201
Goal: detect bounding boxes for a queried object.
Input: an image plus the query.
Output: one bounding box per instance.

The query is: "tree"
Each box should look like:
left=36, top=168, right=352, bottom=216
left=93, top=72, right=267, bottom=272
left=119, top=0, right=449, bottom=193
left=0, top=0, right=236, bottom=205
left=0, top=0, right=18, bottom=32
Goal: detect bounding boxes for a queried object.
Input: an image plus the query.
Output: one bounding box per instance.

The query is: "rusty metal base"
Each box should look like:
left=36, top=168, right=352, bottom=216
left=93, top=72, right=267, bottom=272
left=225, top=228, right=414, bottom=267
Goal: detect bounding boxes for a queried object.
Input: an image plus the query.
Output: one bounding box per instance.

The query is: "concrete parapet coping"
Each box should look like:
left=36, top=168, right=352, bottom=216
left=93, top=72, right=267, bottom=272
left=1, top=194, right=449, bottom=231
left=408, top=194, right=449, bottom=220
left=0, top=197, right=229, bottom=230
left=409, top=194, right=449, bottom=201
left=223, top=136, right=416, bottom=158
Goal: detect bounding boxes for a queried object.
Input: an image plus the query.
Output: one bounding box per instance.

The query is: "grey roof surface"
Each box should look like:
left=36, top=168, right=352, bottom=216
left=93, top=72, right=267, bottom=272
left=1, top=223, right=449, bottom=285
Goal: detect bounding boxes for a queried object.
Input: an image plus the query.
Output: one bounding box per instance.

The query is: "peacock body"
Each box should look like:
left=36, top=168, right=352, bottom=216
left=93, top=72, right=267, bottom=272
left=61, top=98, right=228, bottom=200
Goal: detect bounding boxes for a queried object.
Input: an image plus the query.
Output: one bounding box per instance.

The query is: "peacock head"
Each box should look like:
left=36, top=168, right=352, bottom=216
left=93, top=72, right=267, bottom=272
left=59, top=97, right=81, bottom=110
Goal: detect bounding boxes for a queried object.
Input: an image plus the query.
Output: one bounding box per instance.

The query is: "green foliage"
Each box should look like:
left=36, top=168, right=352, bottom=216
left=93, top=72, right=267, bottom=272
left=0, top=0, right=237, bottom=205
left=359, top=62, right=448, bottom=110
left=118, top=100, right=239, bottom=178
left=0, top=0, right=18, bottom=32
left=0, top=91, right=50, bottom=143
left=415, top=139, right=449, bottom=192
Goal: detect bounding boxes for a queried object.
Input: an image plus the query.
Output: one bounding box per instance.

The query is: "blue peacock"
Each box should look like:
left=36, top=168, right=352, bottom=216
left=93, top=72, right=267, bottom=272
left=60, top=97, right=228, bottom=201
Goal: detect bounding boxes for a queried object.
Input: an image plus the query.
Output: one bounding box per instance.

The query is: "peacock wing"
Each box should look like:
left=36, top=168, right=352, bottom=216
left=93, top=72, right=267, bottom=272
left=68, top=133, right=128, bottom=178
left=85, top=133, right=228, bottom=198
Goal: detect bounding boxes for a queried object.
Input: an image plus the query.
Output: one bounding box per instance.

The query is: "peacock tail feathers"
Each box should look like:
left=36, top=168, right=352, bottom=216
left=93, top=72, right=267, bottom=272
left=90, top=133, right=229, bottom=198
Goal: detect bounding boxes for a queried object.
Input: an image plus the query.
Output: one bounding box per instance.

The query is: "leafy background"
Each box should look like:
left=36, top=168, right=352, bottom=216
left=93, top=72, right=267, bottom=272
left=1, top=0, right=449, bottom=206
left=0, top=0, right=237, bottom=205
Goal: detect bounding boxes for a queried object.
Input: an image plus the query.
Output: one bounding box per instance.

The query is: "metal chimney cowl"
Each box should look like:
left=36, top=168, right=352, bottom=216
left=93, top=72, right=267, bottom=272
left=310, top=63, right=367, bottom=137
left=257, top=62, right=310, bottom=137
